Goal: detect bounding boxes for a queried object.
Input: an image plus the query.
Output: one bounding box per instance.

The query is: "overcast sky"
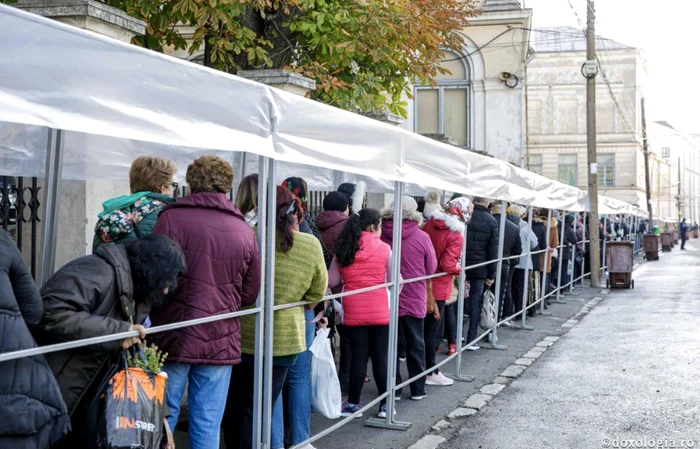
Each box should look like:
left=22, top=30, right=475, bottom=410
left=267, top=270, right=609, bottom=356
left=525, top=0, right=699, bottom=134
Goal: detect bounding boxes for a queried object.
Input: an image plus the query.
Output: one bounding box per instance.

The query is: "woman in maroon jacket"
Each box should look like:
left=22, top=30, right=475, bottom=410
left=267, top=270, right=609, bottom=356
left=316, top=191, right=350, bottom=265
left=151, top=155, right=261, bottom=449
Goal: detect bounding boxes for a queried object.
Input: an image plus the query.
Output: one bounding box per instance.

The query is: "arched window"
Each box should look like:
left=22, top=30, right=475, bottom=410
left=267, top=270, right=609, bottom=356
left=414, top=50, right=470, bottom=148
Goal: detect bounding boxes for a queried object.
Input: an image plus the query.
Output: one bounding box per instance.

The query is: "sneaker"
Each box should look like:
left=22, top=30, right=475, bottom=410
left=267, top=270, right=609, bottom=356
left=447, top=344, right=457, bottom=355
left=364, top=375, right=371, bottom=383
left=399, top=356, right=407, bottom=362
left=436, top=347, right=442, bottom=354
left=298, top=445, right=317, bottom=449
left=341, top=401, right=363, bottom=418
left=502, top=320, right=515, bottom=328
left=377, top=403, right=396, bottom=419
left=426, top=372, right=455, bottom=386
left=411, top=393, right=428, bottom=401
left=466, top=344, right=480, bottom=351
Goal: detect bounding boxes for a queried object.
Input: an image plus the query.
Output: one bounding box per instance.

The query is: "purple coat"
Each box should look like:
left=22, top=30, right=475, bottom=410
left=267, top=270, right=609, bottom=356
left=381, top=219, right=437, bottom=319
left=151, top=192, right=261, bottom=365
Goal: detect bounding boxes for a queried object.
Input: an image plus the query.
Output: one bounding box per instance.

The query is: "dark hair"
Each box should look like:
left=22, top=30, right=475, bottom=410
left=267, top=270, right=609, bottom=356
left=276, top=185, right=303, bottom=253
left=323, top=191, right=349, bottom=212
left=125, top=234, right=186, bottom=308
left=335, top=208, right=381, bottom=267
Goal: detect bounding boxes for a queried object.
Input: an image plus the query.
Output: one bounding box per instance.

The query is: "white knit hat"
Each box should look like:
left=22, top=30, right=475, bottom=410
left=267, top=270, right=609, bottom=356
left=423, top=189, right=442, bottom=218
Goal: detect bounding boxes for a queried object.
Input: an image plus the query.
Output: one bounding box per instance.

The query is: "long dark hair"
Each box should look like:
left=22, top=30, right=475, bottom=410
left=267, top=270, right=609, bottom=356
left=276, top=185, right=303, bottom=253
left=125, top=234, right=186, bottom=308
left=335, top=208, right=380, bottom=267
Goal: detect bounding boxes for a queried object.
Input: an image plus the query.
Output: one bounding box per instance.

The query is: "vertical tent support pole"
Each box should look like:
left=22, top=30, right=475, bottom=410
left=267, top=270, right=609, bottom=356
left=483, top=202, right=508, bottom=351
left=39, top=128, right=65, bottom=286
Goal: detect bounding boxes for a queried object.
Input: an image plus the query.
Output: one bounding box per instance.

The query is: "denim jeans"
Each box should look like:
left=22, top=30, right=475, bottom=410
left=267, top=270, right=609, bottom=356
left=163, top=363, right=233, bottom=449
left=271, top=309, right=315, bottom=449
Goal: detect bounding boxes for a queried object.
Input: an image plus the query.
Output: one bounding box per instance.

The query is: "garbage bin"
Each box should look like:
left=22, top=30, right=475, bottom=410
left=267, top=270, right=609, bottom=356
left=642, top=234, right=659, bottom=261
left=605, top=241, right=634, bottom=289
left=660, top=232, right=673, bottom=252
left=673, top=232, right=679, bottom=245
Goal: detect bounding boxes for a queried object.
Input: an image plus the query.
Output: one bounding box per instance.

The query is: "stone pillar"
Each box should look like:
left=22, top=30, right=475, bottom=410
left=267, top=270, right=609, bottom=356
left=15, top=0, right=145, bottom=268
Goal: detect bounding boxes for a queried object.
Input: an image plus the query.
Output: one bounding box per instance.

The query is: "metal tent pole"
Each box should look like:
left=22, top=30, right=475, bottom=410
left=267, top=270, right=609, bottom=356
left=366, top=181, right=411, bottom=430
left=539, top=209, right=553, bottom=316
left=39, top=128, right=65, bottom=286
left=450, top=219, right=475, bottom=381
left=251, top=155, right=268, bottom=449
left=569, top=215, right=578, bottom=293
left=483, top=202, right=507, bottom=351
left=553, top=211, right=566, bottom=304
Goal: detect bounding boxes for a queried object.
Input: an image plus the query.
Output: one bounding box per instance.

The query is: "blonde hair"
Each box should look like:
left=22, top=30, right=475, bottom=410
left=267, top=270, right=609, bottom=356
left=186, top=155, right=233, bottom=194
left=129, top=156, right=177, bottom=194
left=235, top=174, right=258, bottom=215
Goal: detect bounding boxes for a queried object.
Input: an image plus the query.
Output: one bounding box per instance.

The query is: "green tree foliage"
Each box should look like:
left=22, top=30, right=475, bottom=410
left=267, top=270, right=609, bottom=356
left=105, top=0, right=477, bottom=117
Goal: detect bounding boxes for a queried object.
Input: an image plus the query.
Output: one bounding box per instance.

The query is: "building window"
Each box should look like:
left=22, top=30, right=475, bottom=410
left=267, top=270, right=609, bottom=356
left=597, top=153, right=615, bottom=187
left=415, top=50, right=470, bottom=147
left=529, top=154, right=543, bottom=175
left=662, top=147, right=670, bottom=159
left=558, top=154, right=578, bottom=186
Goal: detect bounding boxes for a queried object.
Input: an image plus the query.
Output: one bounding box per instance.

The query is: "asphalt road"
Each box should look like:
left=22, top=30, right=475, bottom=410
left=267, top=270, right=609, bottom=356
left=443, top=240, right=700, bottom=449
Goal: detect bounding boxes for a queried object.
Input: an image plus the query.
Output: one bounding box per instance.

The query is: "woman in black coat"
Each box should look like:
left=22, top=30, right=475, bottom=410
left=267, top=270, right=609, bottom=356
left=0, top=229, right=70, bottom=449
left=34, top=234, right=185, bottom=449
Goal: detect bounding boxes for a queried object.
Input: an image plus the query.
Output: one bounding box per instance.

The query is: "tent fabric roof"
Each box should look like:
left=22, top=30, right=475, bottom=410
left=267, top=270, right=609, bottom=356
left=0, top=4, right=645, bottom=216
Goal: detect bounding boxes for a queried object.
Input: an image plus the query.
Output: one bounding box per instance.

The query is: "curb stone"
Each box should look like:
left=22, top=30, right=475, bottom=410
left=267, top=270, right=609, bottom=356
left=530, top=346, right=547, bottom=353
left=464, top=393, right=492, bottom=409
left=500, top=365, right=526, bottom=378
left=447, top=408, right=477, bottom=419
left=480, top=384, right=506, bottom=396
left=408, top=435, right=446, bottom=449
left=493, top=376, right=511, bottom=385
left=536, top=340, right=554, bottom=347
left=515, top=358, right=534, bottom=366
left=431, top=420, right=451, bottom=432
left=543, top=336, right=560, bottom=342
left=522, top=351, right=543, bottom=359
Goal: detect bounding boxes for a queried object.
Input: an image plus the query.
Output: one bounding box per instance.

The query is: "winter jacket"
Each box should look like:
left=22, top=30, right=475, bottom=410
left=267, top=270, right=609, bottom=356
left=422, top=210, right=465, bottom=301
left=0, top=229, right=70, bottom=449
left=92, top=191, right=174, bottom=253
left=531, top=218, right=548, bottom=272
left=241, top=231, right=328, bottom=356
left=316, top=210, right=348, bottom=264
left=496, top=214, right=523, bottom=268
left=546, top=218, right=560, bottom=274
left=151, top=192, right=261, bottom=365
left=515, top=217, right=539, bottom=270
left=561, top=222, right=578, bottom=260
left=300, top=211, right=331, bottom=267
left=380, top=211, right=437, bottom=319
left=465, top=205, right=499, bottom=280
left=329, top=232, right=392, bottom=326
left=35, top=244, right=149, bottom=414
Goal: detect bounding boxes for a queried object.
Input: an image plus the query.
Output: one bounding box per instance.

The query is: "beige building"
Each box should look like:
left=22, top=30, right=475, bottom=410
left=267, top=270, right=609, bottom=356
left=408, top=0, right=532, bottom=165
left=526, top=26, right=658, bottom=214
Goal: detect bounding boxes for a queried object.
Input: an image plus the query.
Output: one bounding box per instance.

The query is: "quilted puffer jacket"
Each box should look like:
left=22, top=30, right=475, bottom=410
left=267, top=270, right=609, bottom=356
left=0, top=229, right=70, bottom=449
left=151, top=192, right=261, bottom=365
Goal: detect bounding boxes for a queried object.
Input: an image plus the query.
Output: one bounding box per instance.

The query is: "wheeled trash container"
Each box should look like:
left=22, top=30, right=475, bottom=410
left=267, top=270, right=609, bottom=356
left=642, top=234, right=659, bottom=261
left=660, top=232, right=673, bottom=252
left=606, top=241, right=635, bottom=289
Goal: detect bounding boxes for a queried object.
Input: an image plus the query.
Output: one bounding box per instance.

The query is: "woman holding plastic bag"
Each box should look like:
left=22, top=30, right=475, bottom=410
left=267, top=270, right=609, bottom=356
left=328, top=208, right=399, bottom=419
left=34, top=235, right=185, bottom=449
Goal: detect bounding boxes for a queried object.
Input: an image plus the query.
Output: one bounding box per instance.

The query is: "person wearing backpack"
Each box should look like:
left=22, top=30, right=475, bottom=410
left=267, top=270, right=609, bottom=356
left=92, top=156, right=177, bottom=252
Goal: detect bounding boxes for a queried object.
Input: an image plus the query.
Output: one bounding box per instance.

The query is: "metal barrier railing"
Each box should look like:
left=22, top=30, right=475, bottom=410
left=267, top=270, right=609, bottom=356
left=0, top=156, right=647, bottom=449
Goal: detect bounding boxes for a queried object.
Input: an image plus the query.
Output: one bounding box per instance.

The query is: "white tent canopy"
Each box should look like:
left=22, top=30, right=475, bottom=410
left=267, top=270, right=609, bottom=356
left=0, top=4, right=645, bottom=215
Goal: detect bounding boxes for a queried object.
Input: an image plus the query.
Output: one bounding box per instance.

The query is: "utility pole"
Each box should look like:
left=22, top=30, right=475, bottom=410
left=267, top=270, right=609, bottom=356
left=585, top=0, right=601, bottom=288
left=642, top=98, right=653, bottom=224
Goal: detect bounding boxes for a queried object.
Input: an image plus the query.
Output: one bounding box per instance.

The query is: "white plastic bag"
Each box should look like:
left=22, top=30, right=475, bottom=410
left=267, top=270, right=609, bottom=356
left=480, top=289, right=497, bottom=330
left=309, top=328, right=342, bottom=419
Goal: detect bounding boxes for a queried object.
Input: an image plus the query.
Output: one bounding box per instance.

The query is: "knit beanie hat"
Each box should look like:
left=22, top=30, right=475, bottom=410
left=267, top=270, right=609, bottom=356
left=382, top=195, right=422, bottom=223
left=423, top=189, right=442, bottom=218
left=323, top=191, right=349, bottom=212
left=445, top=197, right=472, bottom=224
left=284, top=177, right=308, bottom=211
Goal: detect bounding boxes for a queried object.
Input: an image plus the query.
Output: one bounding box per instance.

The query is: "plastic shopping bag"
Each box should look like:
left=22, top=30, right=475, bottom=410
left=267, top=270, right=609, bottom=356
left=89, top=352, right=167, bottom=449
left=309, top=328, right=342, bottom=419
left=480, top=289, right=497, bottom=330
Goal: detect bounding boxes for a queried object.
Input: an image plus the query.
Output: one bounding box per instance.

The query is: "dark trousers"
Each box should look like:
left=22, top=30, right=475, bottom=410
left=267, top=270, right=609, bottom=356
left=336, top=324, right=352, bottom=393
left=223, top=361, right=288, bottom=449
left=345, top=325, right=389, bottom=406
left=682, top=236, right=687, bottom=249
left=496, top=264, right=513, bottom=321
left=396, top=316, right=427, bottom=397
left=444, top=302, right=458, bottom=345
left=423, top=301, right=446, bottom=375
left=511, top=268, right=526, bottom=316
left=466, top=279, right=486, bottom=344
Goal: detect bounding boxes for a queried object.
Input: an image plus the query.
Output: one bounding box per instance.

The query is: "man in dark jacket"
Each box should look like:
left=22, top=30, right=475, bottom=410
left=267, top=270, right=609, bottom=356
left=316, top=191, right=349, bottom=265
left=35, top=235, right=184, bottom=449
left=151, top=155, right=261, bottom=447
left=560, top=215, right=578, bottom=287
left=0, top=229, right=70, bottom=449
left=464, top=197, right=498, bottom=350
left=681, top=218, right=689, bottom=250
left=492, top=204, right=522, bottom=325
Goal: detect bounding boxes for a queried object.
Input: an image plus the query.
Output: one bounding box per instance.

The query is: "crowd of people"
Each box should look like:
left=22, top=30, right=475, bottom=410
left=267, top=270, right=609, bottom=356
left=1, top=154, right=599, bottom=449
